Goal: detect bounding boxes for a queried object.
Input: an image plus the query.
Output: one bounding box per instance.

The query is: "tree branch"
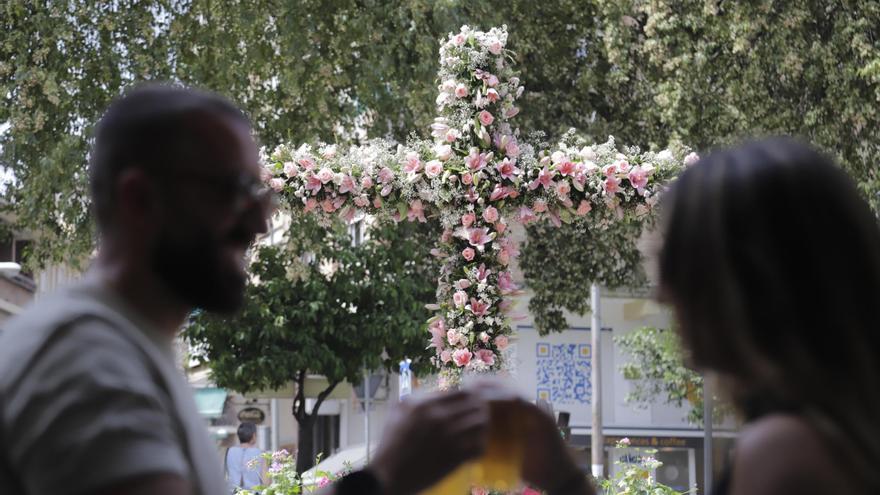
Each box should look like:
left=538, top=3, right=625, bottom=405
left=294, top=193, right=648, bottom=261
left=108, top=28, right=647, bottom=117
left=310, top=380, right=342, bottom=417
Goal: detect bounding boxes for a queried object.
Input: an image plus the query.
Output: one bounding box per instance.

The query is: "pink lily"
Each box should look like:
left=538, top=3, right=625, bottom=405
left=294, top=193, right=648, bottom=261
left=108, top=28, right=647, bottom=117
left=469, top=298, right=490, bottom=317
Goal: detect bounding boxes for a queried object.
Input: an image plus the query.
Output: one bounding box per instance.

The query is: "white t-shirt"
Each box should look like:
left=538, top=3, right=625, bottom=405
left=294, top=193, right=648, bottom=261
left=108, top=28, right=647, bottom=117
left=225, top=446, right=263, bottom=491
left=0, top=279, right=226, bottom=495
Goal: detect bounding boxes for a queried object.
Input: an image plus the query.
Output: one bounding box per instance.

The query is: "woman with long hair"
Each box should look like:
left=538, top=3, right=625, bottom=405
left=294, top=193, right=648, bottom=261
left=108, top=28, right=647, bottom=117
left=658, top=138, right=880, bottom=494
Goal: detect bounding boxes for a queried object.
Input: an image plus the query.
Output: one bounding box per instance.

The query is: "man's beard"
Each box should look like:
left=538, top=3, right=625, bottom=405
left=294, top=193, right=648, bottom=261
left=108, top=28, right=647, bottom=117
left=151, top=227, right=248, bottom=314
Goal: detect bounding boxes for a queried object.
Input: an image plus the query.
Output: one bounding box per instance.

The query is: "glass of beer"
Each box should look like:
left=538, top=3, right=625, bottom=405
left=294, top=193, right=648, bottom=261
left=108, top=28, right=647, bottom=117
left=422, top=400, right=525, bottom=494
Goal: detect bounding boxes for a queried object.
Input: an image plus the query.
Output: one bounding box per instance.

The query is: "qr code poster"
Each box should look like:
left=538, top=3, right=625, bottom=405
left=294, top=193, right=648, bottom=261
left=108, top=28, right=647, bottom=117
left=535, top=342, right=593, bottom=405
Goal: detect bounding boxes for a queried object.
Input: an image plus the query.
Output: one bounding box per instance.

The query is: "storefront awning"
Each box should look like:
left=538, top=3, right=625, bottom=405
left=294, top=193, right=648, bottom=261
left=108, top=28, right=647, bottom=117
left=193, top=387, right=227, bottom=418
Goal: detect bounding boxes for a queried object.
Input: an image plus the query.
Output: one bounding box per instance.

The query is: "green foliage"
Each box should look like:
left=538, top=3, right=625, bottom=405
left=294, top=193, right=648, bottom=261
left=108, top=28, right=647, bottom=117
left=184, top=214, right=439, bottom=392
left=183, top=213, right=438, bottom=469
left=600, top=439, right=692, bottom=495
left=3, top=1, right=877, bottom=300
left=616, top=327, right=703, bottom=424
left=520, top=219, right=648, bottom=335
left=590, top=0, right=880, bottom=200
left=240, top=450, right=352, bottom=495
left=616, top=327, right=732, bottom=426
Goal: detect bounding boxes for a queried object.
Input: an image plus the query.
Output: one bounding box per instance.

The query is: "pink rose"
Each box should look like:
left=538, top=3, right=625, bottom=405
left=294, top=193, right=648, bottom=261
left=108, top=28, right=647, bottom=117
left=452, top=33, right=466, bottom=46
left=318, top=477, right=331, bottom=488
left=440, top=350, right=452, bottom=363
left=476, top=349, right=496, bottom=366
left=614, top=159, right=631, bottom=174
left=455, top=279, right=471, bottom=290
left=321, top=199, right=336, bottom=213
left=462, top=172, right=474, bottom=185
left=505, top=106, right=519, bottom=118
left=454, top=83, right=469, bottom=98
left=378, top=167, right=395, bottom=184
left=380, top=184, right=393, bottom=197
left=445, top=129, right=459, bottom=143
left=269, top=178, right=285, bottom=192
left=452, top=349, right=472, bottom=367
left=305, top=174, right=322, bottom=194
left=479, top=332, right=490, bottom=343
left=556, top=181, right=571, bottom=197
left=576, top=200, right=592, bottom=216
left=354, top=195, right=370, bottom=208
left=447, top=329, right=461, bottom=346
left=304, top=197, right=319, bottom=212
left=495, top=220, right=507, bottom=234
left=487, top=75, right=499, bottom=87
left=604, top=176, right=620, bottom=195
left=506, top=141, right=520, bottom=158
left=494, top=335, right=509, bottom=350
left=488, top=39, right=503, bottom=55
left=338, top=175, right=356, bottom=194
left=298, top=157, right=316, bottom=170
left=461, top=212, right=476, bottom=227
left=317, top=167, right=335, bottom=184
left=372, top=197, right=383, bottom=208
left=440, top=228, right=453, bottom=243
left=453, top=290, right=468, bottom=308
left=482, top=206, right=499, bottom=223
left=462, top=247, right=475, bottom=261
left=478, top=110, right=494, bottom=127
left=603, top=163, right=618, bottom=177
left=533, top=200, right=548, bottom=213
left=283, top=161, right=299, bottom=177
left=425, top=160, right=443, bottom=178
left=361, top=175, right=374, bottom=189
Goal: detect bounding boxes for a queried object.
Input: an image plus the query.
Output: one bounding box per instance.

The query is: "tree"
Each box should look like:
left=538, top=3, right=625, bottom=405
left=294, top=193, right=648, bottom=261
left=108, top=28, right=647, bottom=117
left=183, top=214, right=439, bottom=472
left=4, top=0, right=877, bottom=309
left=615, top=326, right=731, bottom=426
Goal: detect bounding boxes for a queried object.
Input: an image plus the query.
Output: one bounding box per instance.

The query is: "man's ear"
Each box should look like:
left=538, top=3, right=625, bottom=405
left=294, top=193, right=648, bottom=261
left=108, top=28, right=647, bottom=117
left=116, top=168, right=160, bottom=233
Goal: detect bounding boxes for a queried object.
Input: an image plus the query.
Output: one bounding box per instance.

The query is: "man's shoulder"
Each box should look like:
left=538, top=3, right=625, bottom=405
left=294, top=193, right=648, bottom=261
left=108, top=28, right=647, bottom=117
left=0, top=286, right=151, bottom=391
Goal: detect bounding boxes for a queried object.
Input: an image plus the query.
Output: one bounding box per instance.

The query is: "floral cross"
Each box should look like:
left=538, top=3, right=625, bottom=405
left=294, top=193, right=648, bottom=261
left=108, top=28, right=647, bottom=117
left=264, top=26, right=694, bottom=388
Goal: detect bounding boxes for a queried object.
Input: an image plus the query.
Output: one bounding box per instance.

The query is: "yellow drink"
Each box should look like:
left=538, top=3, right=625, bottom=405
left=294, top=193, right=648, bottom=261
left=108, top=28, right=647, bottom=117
left=422, top=402, right=525, bottom=494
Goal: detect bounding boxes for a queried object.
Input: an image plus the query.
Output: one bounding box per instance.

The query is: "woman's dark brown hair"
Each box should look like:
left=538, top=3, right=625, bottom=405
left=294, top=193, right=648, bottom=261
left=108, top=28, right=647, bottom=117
left=658, top=137, right=880, bottom=489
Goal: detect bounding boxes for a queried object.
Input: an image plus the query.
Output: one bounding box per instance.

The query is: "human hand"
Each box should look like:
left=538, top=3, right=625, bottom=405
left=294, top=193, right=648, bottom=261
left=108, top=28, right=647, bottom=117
left=367, top=389, right=490, bottom=495
left=476, top=385, right=593, bottom=495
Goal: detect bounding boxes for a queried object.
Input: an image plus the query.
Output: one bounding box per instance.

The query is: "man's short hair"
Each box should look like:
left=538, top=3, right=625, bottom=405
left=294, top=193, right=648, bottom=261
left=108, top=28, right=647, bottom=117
left=89, top=83, right=249, bottom=230
left=237, top=422, right=257, bottom=444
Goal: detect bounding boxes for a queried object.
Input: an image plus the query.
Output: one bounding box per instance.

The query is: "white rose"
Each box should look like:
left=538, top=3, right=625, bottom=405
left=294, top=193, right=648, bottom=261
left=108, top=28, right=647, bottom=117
left=434, top=145, right=453, bottom=161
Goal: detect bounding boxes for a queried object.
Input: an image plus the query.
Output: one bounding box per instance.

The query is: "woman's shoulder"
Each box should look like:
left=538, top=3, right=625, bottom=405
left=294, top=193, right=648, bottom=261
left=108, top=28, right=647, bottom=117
left=730, top=414, right=852, bottom=494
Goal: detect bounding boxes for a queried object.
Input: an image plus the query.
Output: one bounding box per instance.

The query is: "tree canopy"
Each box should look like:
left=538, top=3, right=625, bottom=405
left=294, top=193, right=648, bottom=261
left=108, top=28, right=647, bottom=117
left=3, top=0, right=877, bottom=285
left=184, top=214, right=439, bottom=469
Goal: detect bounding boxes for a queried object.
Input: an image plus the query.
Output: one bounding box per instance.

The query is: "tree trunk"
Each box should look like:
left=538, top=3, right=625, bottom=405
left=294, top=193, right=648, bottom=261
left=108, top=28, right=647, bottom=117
left=295, top=414, right=316, bottom=474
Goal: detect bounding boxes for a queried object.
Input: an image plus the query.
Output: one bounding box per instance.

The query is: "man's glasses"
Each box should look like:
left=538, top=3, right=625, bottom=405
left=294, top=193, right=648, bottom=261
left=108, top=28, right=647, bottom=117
left=169, top=172, right=279, bottom=219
